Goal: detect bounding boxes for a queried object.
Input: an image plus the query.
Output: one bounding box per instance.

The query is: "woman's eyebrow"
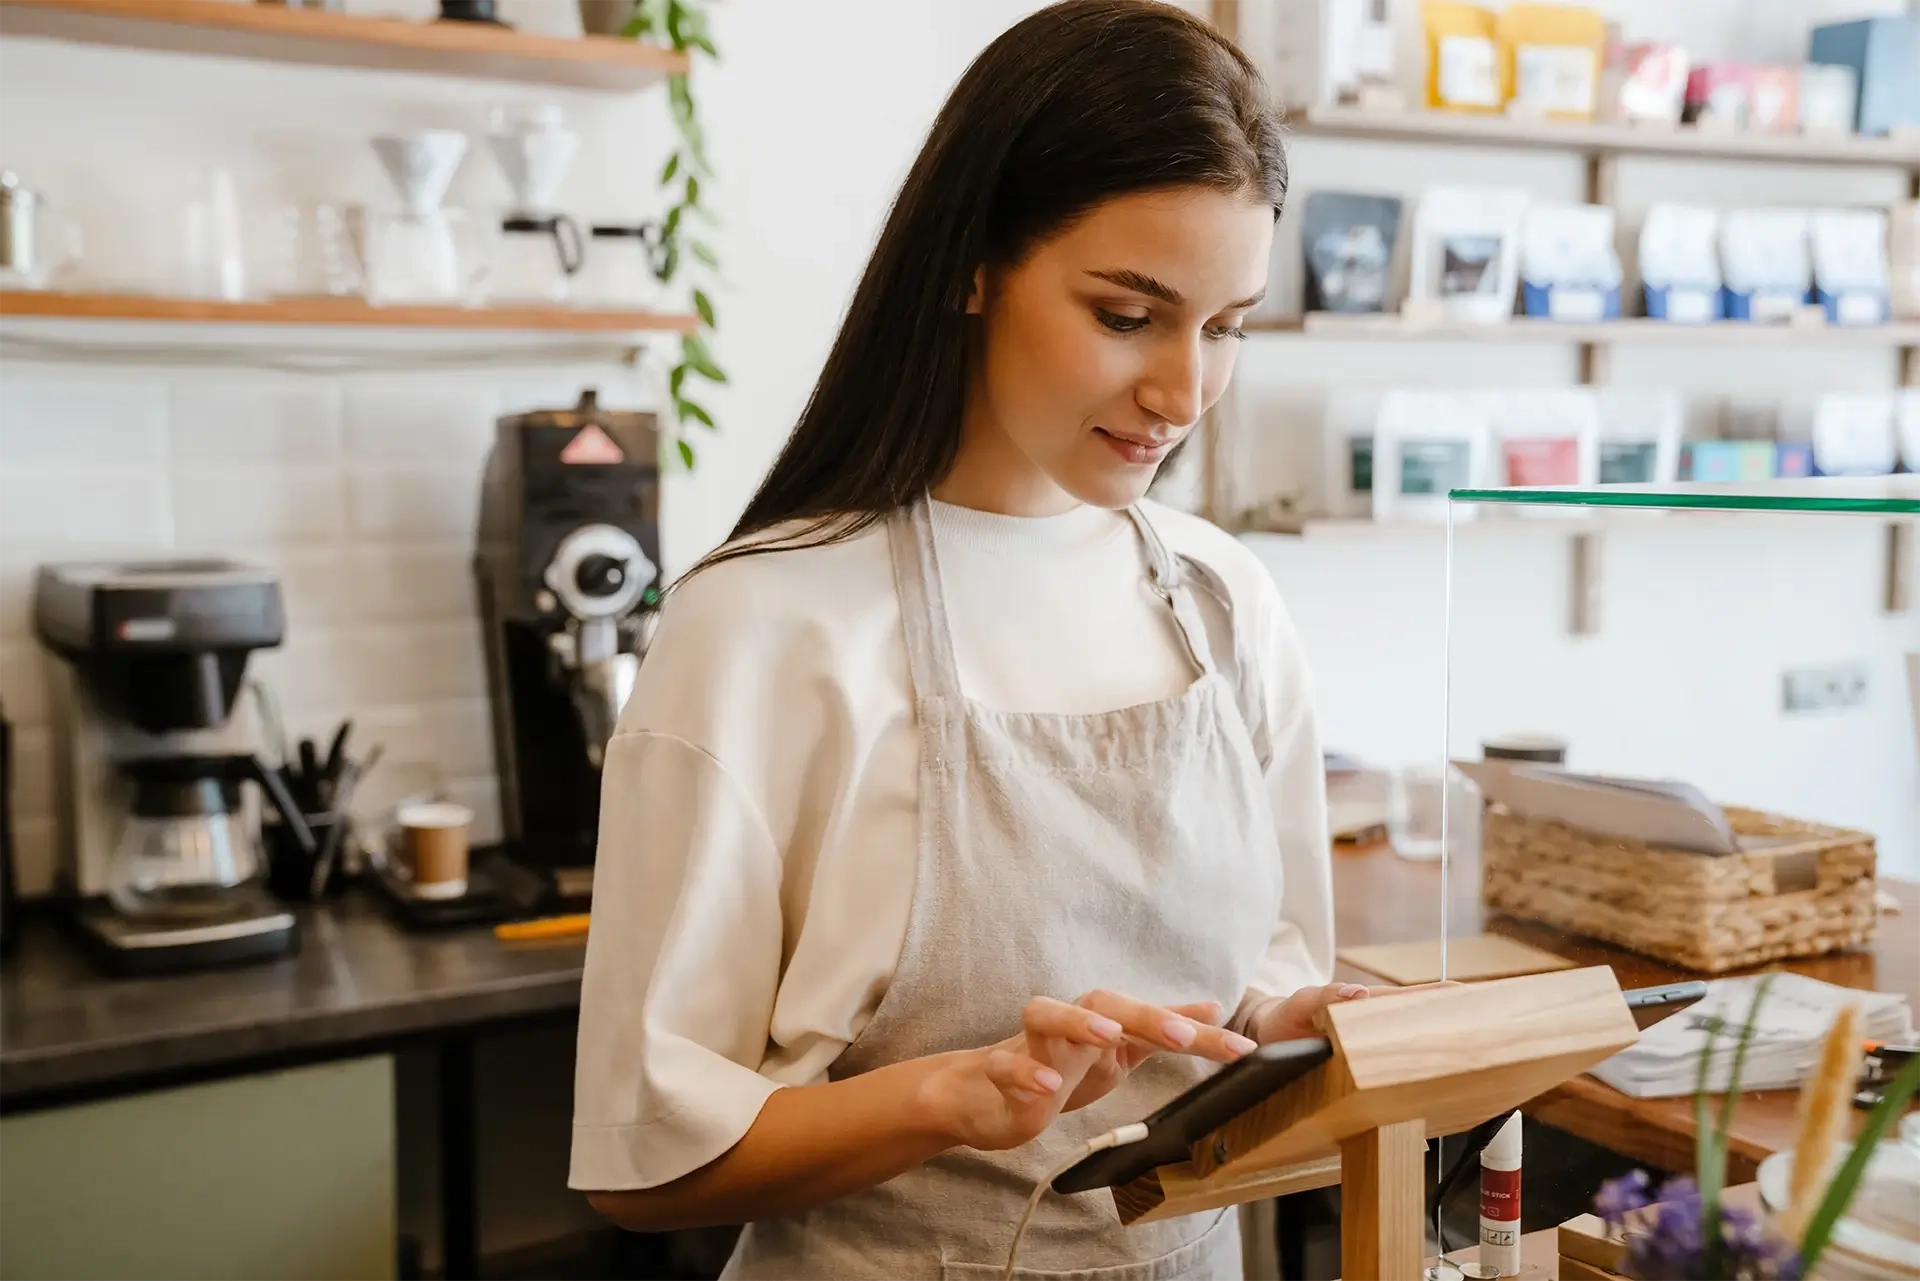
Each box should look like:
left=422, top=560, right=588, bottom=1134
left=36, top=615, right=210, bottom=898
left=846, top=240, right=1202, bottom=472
left=1086, top=268, right=1182, bottom=304
left=1084, top=268, right=1265, bottom=312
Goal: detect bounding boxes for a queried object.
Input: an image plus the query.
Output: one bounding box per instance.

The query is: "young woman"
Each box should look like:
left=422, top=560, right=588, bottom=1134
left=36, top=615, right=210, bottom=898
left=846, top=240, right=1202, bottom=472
left=571, top=2, right=1371, bottom=1275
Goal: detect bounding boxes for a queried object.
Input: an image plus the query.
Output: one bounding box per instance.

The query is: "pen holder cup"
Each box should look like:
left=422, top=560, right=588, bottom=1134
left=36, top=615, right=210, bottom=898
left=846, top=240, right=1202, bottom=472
left=264, top=812, right=351, bottom=903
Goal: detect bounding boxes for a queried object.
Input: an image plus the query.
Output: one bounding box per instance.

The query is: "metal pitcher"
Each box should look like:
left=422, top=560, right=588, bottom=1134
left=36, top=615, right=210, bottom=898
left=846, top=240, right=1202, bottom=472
left=1, top=170, right=83, bottom=290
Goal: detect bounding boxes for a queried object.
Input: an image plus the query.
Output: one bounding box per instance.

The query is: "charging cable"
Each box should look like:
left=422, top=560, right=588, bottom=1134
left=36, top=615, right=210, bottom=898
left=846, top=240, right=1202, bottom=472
left=1002, top=1122, right=1151, bottom=1281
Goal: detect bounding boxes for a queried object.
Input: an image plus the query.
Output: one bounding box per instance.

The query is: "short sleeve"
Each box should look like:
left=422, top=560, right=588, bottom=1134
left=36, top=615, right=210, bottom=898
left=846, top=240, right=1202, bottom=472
left=1242, top=587, right=1338, bottom=1004
left=568, top=729, right=787, bottom=1191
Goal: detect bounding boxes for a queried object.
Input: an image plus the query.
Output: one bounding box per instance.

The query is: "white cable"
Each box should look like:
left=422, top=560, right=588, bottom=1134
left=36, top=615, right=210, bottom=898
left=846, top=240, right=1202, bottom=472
left=1002, top=1122, right=1151, bottom=1281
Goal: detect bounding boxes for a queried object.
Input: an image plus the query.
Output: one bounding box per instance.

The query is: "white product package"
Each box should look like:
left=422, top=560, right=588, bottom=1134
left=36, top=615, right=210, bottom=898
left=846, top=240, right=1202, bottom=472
left=1480, top=389, right=1600, bottom=516
left=1520, top=203, right=1623, bottom=321
left=1408, top=186, right=1531, bottom=323
left=1638, top=204, right=1721, bottom=323
left=1320, top=387, right=1385, bottom=520
left=1810, top=393, right=1898, bottom=476
left=1810, top=208, right=1891, bottom=326
left=1719, top=208, right=1811, bottom=323
left=1594, top=388, right=1684, bottom=486
left=1899, top=391, right=1920, bottom=472
left=1372, top=390, right=1490, bottom=523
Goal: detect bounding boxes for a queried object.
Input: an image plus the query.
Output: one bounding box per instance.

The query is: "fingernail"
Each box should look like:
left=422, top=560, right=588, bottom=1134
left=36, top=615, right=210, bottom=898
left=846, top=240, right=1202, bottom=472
left=1089, top=1016, right=1124, bottom=1041
left=1226, top=1032, right=1258, bottom=1056
left=1339, top=985, right=1368, bottom=999
left=1034, top=1067, right=1064, bottom=1091
left=1164, top=1017, right=1197, bottom=1047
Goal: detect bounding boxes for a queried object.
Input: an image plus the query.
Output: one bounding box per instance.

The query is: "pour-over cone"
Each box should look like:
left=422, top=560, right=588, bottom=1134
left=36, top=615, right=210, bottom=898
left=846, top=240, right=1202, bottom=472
left=372, top=130, right=469, bottom=218
left=487, top=123, right=580, bottom=214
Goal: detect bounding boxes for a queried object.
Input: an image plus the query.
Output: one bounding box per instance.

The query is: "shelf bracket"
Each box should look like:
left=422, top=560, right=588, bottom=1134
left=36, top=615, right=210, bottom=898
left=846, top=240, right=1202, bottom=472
left=1888, top=521, right=1915, bottom=615
left=1570, top=530, right=1603, bottom=636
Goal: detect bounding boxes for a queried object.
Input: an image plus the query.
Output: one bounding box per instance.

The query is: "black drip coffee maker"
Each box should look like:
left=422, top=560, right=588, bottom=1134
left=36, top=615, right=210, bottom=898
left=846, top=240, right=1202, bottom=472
left=33, top=560, right=312, bottom=975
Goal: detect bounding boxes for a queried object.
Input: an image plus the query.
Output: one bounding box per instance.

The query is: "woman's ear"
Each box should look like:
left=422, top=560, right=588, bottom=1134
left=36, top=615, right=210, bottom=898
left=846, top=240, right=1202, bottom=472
left=964, top=265, right=986, bottom=315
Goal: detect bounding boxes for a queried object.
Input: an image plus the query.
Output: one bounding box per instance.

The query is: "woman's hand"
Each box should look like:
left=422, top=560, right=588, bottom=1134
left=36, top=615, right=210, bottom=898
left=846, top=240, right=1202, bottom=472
left=1242, top=980, right=1458, bottom=1045
left=919, top=991, right=1257, bottom=1152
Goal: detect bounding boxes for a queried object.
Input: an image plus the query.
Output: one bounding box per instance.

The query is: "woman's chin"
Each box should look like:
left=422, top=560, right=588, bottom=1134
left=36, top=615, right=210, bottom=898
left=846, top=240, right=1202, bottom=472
left=1054, top=460, right=1163, bottom=510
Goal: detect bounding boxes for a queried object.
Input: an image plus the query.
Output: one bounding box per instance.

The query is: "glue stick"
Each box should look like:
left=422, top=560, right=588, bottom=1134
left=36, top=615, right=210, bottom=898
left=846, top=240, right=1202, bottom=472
left=1479, top=1111, right=1523, bottom=1276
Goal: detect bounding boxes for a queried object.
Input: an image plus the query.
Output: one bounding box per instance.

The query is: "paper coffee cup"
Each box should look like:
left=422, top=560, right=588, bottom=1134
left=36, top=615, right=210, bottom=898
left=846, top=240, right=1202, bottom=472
left=397, top=801, right=472, bottom=900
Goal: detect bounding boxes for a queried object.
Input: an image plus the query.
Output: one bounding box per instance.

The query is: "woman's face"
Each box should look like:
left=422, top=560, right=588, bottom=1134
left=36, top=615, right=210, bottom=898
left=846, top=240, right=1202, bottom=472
left=955, top=185, right=1272, bottom=514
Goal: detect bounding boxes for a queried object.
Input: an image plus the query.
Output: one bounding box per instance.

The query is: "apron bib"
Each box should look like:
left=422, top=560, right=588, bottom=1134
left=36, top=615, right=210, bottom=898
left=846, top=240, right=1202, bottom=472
left=724, top=497, right=1284, bottom=1280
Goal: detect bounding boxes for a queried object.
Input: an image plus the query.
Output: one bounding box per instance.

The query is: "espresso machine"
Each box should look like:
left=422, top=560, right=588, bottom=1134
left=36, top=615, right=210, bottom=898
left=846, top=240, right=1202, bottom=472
left=33, top=560, right=314, bottom=975
left=475, top=388, right=662, bottom=904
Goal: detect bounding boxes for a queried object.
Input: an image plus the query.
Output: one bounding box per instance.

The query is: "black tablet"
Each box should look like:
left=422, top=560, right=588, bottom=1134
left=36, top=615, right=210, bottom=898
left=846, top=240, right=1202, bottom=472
left=1626, top=980, right=1708, bottom=1031
left=1050, top=1037, right=1334, bottom=1194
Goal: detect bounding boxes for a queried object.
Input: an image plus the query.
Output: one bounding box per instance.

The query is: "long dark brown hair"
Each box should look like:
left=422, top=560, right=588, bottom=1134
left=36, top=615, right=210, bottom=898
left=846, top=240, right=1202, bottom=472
left=693, top=0, right=1286, bottom=577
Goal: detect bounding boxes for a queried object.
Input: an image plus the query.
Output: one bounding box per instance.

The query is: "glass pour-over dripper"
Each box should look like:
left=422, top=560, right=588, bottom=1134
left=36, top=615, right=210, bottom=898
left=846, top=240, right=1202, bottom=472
left=366, top=130, right=488, bottom=304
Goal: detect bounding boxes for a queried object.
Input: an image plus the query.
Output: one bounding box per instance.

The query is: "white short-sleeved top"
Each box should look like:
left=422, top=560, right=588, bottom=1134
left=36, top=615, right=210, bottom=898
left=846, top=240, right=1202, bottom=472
left=568, top=498, right=1334, bottom=1191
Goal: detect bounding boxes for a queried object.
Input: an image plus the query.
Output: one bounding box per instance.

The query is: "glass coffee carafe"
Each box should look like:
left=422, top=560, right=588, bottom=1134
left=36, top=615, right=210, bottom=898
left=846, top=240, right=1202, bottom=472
left=109, top=754, right=313, bottom=921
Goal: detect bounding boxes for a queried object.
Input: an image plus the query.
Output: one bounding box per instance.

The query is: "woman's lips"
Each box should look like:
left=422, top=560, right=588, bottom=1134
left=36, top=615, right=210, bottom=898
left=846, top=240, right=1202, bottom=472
left=1095, top=427, right=1178, bottom=465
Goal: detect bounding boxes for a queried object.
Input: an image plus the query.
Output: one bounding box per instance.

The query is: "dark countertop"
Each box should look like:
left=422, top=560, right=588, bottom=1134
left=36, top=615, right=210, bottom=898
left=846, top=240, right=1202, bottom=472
left=0, top=890, right=586, bottom=1108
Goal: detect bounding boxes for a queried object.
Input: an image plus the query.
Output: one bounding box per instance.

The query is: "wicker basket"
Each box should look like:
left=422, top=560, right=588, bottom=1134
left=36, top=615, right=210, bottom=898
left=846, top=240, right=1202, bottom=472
left=1480, top=804, right=1878, bottom=973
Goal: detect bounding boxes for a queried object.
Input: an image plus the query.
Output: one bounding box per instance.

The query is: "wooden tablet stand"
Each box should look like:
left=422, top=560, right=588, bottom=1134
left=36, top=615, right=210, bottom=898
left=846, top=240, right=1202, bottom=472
left=1113, top=967, right=1641, bottom=1280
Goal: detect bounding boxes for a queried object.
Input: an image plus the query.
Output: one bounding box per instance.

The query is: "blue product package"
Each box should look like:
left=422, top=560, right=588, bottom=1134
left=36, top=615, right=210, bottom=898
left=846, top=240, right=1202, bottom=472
left=1684, top=441, right=1776, bottom=482
left=1644, top=283, right=1723, bottom=323
left=1816, top=286, right=1890, bottom=326
left=1721, top=284, right=1812, bottom=323
left=1808, top=17, right=1920, bottom=136
left=1522, top=281, right=1622, bottom=321
left=1775, top=442, right=1816, bottom=478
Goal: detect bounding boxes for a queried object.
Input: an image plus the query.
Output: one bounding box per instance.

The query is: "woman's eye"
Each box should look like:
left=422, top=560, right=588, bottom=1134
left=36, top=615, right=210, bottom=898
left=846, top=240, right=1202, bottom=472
left=1095, top=308, right=1149, bottom=333
left=1205, top=322, right=1248, bottom=342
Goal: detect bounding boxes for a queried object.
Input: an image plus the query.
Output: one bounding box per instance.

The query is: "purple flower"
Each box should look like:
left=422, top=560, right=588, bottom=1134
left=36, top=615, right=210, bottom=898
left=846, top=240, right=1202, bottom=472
left=1596, top=1173, right=1805, bottom=1279
left=1596, top=1170, right=1654, bottom=1225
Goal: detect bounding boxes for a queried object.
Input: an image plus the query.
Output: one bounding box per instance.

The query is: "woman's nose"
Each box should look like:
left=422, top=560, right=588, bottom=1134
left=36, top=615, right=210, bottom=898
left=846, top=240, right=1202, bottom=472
left=1135, top=335, right=1205, bottom=427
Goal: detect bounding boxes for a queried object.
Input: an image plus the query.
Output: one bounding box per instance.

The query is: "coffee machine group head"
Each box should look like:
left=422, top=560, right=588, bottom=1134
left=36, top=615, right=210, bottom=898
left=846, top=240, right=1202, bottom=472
left=475, top=388, right=661, bottom=895
left=33, top=560, right=311, bottom=974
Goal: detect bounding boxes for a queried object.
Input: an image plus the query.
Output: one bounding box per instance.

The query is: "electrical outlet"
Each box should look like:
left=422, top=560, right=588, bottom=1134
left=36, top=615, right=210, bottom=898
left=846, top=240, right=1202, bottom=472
left=1782, top=664, right=1869, bottom=713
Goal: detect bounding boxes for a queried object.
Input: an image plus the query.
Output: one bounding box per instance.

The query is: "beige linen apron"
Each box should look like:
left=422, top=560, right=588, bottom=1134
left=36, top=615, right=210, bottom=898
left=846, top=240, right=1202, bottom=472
left=723, top=497, right=1284, bottom=1280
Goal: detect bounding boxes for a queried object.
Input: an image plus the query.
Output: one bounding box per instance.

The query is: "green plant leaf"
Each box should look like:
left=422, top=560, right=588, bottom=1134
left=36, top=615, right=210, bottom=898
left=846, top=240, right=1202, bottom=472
left=660, top=152, right=680, bottom=184
left=660, top=245, right=680, bottom=283
left=685, top=174, right=701, bottom=208
left=1800, top=1050, right=1920, bottom=1273
left=690, top=239, right=719, bottom=269
left=680, top=119, right=712, bottom=174
left=683, top=333, right=727, bottom=383
left=692, top=288, right=715, bottom=328
left=676, top=398, right=715, bottom=430
left=1699, top=972, right=1774, bottom=1278
left=690, top=32, right=718, bottom=59
left=676, top=437, right=696, bottom=470
left=664, top=206, right=683, bottom=238
left=1692, top=1009, right=1725, bottom=1277
left=669, top=363, right=687, bottom=399
left=669, top=75, right=694, bottom=125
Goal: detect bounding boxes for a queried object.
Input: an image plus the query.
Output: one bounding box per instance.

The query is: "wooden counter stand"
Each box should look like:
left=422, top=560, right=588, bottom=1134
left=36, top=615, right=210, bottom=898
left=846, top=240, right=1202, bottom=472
left=1113, top=968, right=1641, bottom=1280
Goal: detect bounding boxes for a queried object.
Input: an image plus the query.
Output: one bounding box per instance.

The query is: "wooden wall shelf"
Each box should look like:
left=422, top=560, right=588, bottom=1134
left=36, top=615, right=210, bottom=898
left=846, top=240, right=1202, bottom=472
left=1247, top=312, right=1920, bottom=347
left=0, top=290, right=698, bottom=333
left=0, top=0, right=688, bottom=91
left=1285, top=103, right=1920, bottom=168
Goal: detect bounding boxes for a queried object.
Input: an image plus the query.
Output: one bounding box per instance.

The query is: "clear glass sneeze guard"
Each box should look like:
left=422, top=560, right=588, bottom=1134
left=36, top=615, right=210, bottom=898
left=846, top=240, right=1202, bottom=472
left=1425, top=476, right=1918, bottom=1276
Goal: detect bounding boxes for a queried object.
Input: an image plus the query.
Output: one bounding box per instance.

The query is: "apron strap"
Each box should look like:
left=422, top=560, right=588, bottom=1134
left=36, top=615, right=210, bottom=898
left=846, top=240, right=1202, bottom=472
left=887, top=497, right=964, bottom=700
left=1125, top=505, right=1216, bottom=678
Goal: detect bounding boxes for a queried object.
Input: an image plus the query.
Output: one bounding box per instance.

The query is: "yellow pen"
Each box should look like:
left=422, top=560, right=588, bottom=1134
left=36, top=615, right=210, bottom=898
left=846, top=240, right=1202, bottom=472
left=494, top=913, right=591, bottom=942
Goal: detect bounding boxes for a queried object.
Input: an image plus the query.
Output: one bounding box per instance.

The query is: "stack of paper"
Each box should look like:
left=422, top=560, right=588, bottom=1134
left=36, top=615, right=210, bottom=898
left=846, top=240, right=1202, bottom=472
left=1589, top=972, right=1913, bottom=1099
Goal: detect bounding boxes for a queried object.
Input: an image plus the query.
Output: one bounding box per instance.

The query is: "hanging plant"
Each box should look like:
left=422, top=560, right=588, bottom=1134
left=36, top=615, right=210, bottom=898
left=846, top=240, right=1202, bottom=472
left=625, top=0, right=724, bottom=470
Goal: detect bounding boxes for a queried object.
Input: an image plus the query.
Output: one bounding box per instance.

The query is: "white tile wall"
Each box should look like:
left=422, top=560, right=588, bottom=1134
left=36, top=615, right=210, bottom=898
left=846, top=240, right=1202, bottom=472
left=0, top=360, right=647, bottom=896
